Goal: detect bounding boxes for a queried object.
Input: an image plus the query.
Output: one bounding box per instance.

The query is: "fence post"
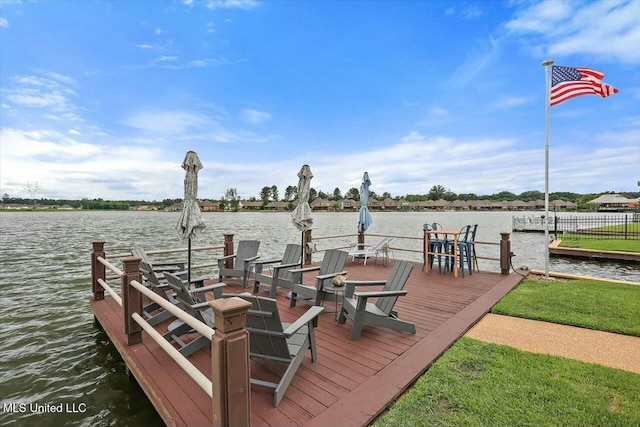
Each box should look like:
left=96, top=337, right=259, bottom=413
left=625, top=215, right=628, bottom=240
left=499, top=233, right=511, bottom=275
left=223, top=233, right=234, bottom=269
left=304, top=229, right=312, bottom=265
left=358, top=227, right=365, bottom=251
left=209, top=297, right=252, bottom=427
left=122, top=256, right=143, bottom=346
left=91, top=240, right=106, bottom=300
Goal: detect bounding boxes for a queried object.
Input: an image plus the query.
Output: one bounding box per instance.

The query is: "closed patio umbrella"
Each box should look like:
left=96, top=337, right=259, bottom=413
left=357, top=171, right=373, bottom=233
left=177, top=151, right=206, bottom=285
left=291, top=164, right=313, bottom=267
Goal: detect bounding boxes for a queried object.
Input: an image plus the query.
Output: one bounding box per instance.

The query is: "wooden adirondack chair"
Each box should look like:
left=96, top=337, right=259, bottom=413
left=236, top=294, right=323, bottom=407
left=251, top=243, right=302, bottom=298
left=289, top=249, right=348, bottom=308
left=337, top=260, right=415, bottom=340
left=162, top=272, right=226, bottom=357
left=217, top=240, right=260, bottom=288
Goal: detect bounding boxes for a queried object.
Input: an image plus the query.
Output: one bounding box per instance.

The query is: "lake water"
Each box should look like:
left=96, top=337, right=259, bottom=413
left=0, top=210, right=637, bottom=426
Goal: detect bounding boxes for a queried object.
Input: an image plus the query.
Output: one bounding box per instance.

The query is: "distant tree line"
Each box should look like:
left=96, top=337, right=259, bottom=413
left=3, top=187, right=638, bottom=211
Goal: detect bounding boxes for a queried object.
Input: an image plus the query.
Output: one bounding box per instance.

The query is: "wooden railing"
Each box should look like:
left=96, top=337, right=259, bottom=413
left=307, top=230, right=511, bottom=274
left=91, top=240, right=252, bottom=427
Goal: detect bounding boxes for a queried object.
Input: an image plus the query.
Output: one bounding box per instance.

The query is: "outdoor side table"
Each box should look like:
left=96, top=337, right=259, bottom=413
left=375, top=247, right=394, bottom=267
left=321, top=283, right=346, bottom=320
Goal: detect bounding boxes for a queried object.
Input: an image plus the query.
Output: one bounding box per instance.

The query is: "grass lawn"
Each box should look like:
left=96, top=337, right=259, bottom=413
left=559, top=238, right=640, bottom=253
left=491, top=278, right=640, bottom=336
left=373, top=338, right=640, bottom=427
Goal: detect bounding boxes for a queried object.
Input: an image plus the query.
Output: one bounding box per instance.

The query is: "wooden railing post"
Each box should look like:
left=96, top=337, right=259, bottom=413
left=304, top=229, right=312, bottom=265
left=209, top=297, right=252, bottom=427
left=357, top=227, right=365, bottom=251
left=122, top=256, right=143, bottom=345
left=91, top=240, right=106, bottom=300
left=500, top=232, right=511, bottom=275
left=223, top=233, right=234, bottom=270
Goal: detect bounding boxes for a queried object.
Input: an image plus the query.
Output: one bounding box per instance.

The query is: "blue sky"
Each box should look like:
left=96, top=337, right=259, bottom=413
left=1, top=0, right=639, bottom=201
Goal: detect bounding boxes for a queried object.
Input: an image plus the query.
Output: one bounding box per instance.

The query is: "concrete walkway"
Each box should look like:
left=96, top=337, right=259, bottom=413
left=465, top=314, right=640, bottom=374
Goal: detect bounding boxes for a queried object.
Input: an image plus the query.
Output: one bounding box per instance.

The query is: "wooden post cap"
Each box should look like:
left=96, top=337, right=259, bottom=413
left=121, top=256, right=141, bottom=273
left=209, top=297, right=252, bottom=333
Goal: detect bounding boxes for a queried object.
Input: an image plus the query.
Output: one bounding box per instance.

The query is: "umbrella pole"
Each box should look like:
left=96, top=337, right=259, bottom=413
left=301, top=232, right=304, bottom=268
left=188, top=237, right=192, bottom=285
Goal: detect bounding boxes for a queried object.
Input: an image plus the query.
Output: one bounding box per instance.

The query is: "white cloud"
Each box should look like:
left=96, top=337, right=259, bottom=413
left=242, top=108, right=271, bottom=124
left=206, top=0, right=259, bottom=10
left=506, top=0, right=640, bottom=64
left=0, top=17, right=9, bottom=27
left=449, top=36, right=501, bottom=88
left=461, top=5, right=483, bottom=19
left=156, top=55, right=179, bottom=62
left=154, top=28, right=165, bottom=36
left=2, top=74, right=80, bottom=122
left=121, top=110, right=214, bottom=136
left=490, top=96, right=529, bottom=108
left=0, top=128, right=101, bottom=159
left=136, top=43, right=153, bottom=49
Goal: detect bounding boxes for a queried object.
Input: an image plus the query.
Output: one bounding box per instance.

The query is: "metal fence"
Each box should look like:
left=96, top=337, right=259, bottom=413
left=555, top=213, right=640, bottom=240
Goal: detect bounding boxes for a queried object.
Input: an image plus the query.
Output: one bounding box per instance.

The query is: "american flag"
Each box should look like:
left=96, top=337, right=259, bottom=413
left=550, top=66, right=619, bottom=106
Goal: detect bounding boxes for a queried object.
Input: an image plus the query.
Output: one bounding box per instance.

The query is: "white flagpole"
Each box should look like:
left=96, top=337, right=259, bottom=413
left=542, top=59, right=554, bottom=279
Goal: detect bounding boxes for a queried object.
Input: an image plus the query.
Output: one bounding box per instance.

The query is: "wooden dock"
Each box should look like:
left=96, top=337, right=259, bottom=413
left=91, top=260, right=526, bottom=427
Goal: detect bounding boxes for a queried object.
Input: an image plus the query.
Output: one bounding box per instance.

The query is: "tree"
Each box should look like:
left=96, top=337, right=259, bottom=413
left=318, top=190, right=329, bottom=200
left=443, top=190, right=457, bottom=201
left=259, top=186, right=271, bottom=205
left=382, top=191, right=391, bottom=199
left=492, top=191, right=517, bottom=201
left=224, top=188, right=239, bottom=211
left=284, top=185, right=296, bottom=201
left=270, top=185, right=279, bottom=202
left=428, top=185, right=447, bottom=200
left=332, top=187, right=342, bottom=201
left=309, top=187, right=318, bottom=201
left=344, top=187, right=360, bottom=201
left=519, top=190, right=544, bottom=202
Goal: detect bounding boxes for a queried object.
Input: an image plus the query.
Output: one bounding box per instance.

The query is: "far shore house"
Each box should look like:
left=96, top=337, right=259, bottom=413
left=587, top=194, right=637, bottom=211
left=155, top=196, right=580, bottom=213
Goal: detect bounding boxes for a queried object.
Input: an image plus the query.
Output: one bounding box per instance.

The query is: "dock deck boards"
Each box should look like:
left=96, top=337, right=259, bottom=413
left=91, top=260, right=526, bottom=427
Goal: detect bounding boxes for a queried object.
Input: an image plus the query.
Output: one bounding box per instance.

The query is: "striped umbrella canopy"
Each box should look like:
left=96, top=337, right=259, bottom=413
left=357, top=171, right=373, bottom=232
left=177, top=151, right=206, bottom=283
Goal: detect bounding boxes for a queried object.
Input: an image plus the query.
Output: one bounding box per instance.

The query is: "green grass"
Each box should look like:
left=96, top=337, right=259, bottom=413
left=491, top=278, right=640, bottom=336
left=373, top=337, right=640, bottom=427
left=559, top=238, right=640, bottom=252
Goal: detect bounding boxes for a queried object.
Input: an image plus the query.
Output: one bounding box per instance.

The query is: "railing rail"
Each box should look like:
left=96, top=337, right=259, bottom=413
left=91, top=241, right=251, bottom=427
left=308, top=230, right=506, bottom=271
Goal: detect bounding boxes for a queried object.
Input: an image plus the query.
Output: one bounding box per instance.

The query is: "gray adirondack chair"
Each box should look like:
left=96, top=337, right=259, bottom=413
left=251, top=244, right=302, bottom=298
left=236, top=294, right=323, bottom=407
left=162, top=272, right=226, bottom=357
left=132, top=247, right=185, bottom=276
left=217, top=240, right=260, bottom=288
left=337, top=260, right=415, bottom=340
left=140, top=261, right=183, bottom=326
left=289, top=249, right=348, bottom=308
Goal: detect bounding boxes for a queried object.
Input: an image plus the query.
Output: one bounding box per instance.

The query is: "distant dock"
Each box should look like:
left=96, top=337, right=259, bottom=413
left=512, top=215, right=555, bottom=232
